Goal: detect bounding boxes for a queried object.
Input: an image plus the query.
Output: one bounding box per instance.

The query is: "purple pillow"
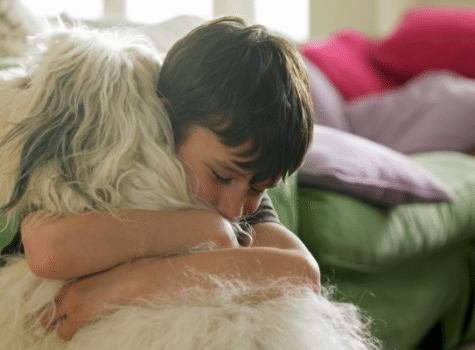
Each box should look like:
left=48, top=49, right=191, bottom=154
left=304, top=58, right=352, bottom=132
left=345, top=71, right=475, bottom=154
left=298, top=125, right=456, bottom=207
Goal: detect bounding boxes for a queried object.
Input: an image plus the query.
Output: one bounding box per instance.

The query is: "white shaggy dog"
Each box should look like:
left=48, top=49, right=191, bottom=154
left=0, top=26, right=381, bottom=350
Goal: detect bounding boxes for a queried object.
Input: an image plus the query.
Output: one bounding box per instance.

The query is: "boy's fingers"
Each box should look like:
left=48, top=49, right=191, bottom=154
left=46, top=315, right=67, bottom=333
left=37, top=306, right=52, bottom=328
left=57, top=319, right=77, bottom=341
left=37, top=305, right=64, bottom=333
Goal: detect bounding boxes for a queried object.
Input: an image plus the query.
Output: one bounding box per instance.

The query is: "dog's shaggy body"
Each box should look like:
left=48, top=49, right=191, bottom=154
left=0, top=26, right=381, bottom=350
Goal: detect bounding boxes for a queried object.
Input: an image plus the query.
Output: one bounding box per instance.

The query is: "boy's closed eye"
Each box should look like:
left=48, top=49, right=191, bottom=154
left=211, top=169, right=231, bottom=184
left=211, top=168, right=266, bottom=195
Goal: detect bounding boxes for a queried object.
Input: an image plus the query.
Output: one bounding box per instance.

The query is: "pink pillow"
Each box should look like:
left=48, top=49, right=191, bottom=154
left=300, top=30, right=396, bottom=100
left=372, top=7, right=475, bottom=79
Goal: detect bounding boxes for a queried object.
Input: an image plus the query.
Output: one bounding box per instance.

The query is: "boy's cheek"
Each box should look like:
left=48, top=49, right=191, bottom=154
left=195, top=180, right=219, bottom=208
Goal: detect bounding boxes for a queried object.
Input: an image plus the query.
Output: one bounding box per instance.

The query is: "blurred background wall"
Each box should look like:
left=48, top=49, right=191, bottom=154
left=20, top=0, right=475, bottom=43
left=309, top=0, right=475, bottom=39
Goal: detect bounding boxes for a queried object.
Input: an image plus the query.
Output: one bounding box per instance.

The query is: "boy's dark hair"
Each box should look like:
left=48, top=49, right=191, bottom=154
left=157, top=16, right=313, bottom=184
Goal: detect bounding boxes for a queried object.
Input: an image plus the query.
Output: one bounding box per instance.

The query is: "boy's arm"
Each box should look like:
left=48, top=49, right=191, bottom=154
left=21, top=209, right=239, bottom=280
left=251, top=221, right=319, bottom=275
left=44, top=245, right=320, bottom=341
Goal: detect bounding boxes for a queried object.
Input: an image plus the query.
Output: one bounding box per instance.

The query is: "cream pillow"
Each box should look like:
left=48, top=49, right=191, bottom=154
left=0, top=0, right=48, bottom=57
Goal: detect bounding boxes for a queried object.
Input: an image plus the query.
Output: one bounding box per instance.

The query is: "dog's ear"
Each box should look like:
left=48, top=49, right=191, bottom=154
left=0, top=27, right=168, bottom=213
left=1, top=27, right=194, bottom=216
left=0, top=69, right=35, bottom=212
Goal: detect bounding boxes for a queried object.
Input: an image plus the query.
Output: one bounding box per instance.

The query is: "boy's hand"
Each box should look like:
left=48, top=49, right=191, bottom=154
left=40, top=261, right=151, bottom=341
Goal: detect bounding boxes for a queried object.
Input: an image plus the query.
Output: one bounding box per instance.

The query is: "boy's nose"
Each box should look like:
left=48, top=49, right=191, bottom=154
left=217, top=190, right=245, bottom=221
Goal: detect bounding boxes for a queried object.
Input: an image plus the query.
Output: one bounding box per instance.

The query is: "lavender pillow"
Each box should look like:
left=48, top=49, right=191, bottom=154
left=304, top=58, right=352, bottom=132
left=298, top=125, right=456, bottom=207
left=345, top=71, right=475, bottom=154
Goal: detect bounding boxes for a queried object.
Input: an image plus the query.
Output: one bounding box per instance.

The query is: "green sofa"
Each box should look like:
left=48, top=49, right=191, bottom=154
left=269, top=151, right=474, bottom=350
left=294, top=152, right=475, bottom=350
left=292, top=6, right=475, bottom=348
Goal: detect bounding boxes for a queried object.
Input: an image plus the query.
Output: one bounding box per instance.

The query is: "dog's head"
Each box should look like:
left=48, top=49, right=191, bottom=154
left=0, top=26, right=198, bottom=222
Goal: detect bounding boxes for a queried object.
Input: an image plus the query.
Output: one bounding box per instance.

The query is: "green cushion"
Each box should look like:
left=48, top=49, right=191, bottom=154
left=327, top=246, right=473, bottom=350
left=267, top=173, right=298, bottom=233
left=0, top=214, right=19, bottom=252
left=0, top=57, right=21, bottom=70
left=298, top=151, right=475, bottom=271
left=0, top=57, right=21, bottom=251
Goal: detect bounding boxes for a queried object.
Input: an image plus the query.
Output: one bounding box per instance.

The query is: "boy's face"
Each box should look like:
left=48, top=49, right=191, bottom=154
left=176, top=126, right=279, bottom=221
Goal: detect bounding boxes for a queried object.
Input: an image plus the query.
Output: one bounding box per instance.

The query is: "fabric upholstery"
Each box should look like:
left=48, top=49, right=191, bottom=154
left=303, top=58, right=351, bottom=132
left=372, top=6, right=475, bottom=80
left=267, top=173, right=298, bottom=234
left=0, top=0, right=47, bottom=57
left=298, top=125, right=455, bottom=207
left=298, top=151, right=475, bottom=271
left=300, top=30, right=397, bottom=100
left=345, top=71, right=475, bottom=155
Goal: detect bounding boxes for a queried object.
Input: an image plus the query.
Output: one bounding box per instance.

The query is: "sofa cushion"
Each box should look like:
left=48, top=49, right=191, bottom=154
left=372, top=6, right=475, bottom=80
left=0, top=0, right=47, bottom=57
left=298, top=151, right=475, bottom=271
left=136, top=15, right=205, bottom=58
left=346, top=71, right=475, bottom=155
left=298, top=125, right=455, bottom=207
left=0, top=214, right=18, bottom=253
left=267, top=173, right=298, bottom=234
left=0, top=57, right=21, bottom=70
left=330, top=247, right=472, bottom=350
left=300, top=30, right=396, bottom=100
left=84, top=15, right=205, bottom=59
left=303, top=58, right=351, bottom=132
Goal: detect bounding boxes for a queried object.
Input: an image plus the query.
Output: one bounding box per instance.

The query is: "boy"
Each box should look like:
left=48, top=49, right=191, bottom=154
left=3, top=17, right=317, bottom=341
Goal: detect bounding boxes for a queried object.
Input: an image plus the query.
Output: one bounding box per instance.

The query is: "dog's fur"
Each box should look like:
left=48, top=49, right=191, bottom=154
left=0, top=26, right=381, bottom=350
